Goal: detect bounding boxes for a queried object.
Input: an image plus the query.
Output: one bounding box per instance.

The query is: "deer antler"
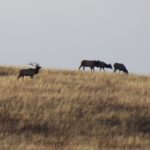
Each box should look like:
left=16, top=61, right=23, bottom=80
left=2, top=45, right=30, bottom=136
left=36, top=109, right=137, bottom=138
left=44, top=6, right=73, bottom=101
left=28, top=63, right=35, bottom=66
left=29, top=63, right=40, bottom=66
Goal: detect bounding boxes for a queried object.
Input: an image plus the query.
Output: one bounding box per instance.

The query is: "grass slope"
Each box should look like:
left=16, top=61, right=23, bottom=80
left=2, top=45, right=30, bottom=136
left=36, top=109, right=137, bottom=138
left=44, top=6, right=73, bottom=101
left=0, top=66, right=150, bottom=150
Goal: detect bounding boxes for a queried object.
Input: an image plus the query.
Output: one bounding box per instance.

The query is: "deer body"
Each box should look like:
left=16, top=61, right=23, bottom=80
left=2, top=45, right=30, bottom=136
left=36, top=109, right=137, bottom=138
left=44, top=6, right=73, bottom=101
left=18, top=64, right=41, bottom=79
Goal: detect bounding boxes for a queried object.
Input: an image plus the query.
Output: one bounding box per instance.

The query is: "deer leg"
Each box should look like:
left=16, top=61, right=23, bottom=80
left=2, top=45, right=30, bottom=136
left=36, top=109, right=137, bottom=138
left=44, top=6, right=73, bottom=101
left=18, top=74, right=21, bottom=79
left=30, top=75, right=34, bottom=79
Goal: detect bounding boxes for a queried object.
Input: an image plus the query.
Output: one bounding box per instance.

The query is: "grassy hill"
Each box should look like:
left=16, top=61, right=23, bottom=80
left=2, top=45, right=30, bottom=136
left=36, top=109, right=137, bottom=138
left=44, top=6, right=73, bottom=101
left=0, top=66, right=150, bottom=150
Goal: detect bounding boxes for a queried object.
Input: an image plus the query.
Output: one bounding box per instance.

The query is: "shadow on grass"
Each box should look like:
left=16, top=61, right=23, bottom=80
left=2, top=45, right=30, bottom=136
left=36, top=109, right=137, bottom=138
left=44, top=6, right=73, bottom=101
left=0, top=100, right=150, bottom=137
left=0, top=72, right=9, bottom=76
left=127, top=115, right=150, bottom=133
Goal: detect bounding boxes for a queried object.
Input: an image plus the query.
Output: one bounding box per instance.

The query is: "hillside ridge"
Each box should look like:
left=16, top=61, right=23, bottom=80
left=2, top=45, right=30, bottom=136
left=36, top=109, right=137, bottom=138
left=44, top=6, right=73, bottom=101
left=0, top=66, right=150, bottom=150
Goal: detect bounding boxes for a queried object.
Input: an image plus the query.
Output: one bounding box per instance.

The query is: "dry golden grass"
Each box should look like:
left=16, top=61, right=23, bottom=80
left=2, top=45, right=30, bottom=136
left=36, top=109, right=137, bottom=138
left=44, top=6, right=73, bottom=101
left=0, top=66, right=150, bottom=150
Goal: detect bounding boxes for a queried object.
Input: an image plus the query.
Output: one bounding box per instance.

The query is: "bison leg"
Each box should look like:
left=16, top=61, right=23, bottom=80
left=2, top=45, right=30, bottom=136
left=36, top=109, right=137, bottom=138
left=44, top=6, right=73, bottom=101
left=113, top=68, right=117, bottom=73
left=79, top=65, right=82, bottom=70
left=90, top=67, right=92, bottom=72
left=83, top=66, right=85, bottom=71
left=91, top=67, right=95, bottom=72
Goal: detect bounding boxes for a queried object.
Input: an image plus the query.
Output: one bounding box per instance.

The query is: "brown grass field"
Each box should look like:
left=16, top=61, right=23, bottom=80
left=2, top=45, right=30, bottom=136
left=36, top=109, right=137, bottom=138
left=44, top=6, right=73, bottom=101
left=0, top=65, right=150, bottom=150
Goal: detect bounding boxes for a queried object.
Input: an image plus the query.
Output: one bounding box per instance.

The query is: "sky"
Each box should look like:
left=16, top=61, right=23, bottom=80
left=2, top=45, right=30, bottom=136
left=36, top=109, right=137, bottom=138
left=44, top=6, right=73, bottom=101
left=0, top=0, right=150, bottom=75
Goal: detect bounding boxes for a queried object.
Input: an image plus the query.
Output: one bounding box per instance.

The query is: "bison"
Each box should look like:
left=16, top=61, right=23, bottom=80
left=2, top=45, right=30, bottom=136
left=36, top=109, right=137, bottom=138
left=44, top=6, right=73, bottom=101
left=113, top=63, right=128, bottom=74
left=95, top=61, right=112, bottom=71
left=79, top=60, right=97, bottom=72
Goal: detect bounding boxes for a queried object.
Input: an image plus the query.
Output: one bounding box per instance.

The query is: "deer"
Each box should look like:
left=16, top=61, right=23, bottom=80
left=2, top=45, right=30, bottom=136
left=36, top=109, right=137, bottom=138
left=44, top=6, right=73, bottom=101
left=18, top=63, right=41, bottom=79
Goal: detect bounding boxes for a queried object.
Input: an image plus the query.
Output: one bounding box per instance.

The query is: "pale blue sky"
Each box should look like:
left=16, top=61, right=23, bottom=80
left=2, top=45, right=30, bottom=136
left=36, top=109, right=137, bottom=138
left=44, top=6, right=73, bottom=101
left=0, top=0, right=150, bottom=74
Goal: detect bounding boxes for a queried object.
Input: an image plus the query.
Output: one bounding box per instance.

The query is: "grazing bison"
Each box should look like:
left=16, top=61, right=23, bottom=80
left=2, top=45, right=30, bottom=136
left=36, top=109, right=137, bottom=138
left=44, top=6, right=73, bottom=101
left=95, top=61, right=112, bottom=71
left=18, top=63, right=41, bottom=79
left=79, top=60, right=97, bottom=72
left=113, top=63, right=128, bottom=74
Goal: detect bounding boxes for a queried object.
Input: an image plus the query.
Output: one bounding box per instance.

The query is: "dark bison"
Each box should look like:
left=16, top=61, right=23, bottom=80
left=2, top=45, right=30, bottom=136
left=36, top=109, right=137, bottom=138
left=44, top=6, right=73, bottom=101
left=95, top=61, right=112, bottom=71
left=79, top=60, right=97, bottom=72
left=113, top=63, right=128, bottom=74
left=18, top=63, right=41, bottom=79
